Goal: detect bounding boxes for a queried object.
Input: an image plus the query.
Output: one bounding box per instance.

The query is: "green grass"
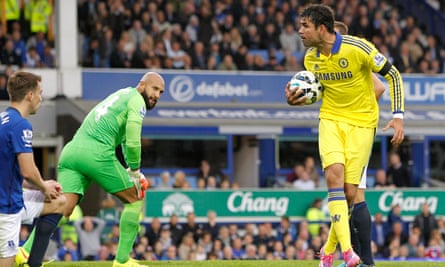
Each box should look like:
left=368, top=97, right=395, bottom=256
left=44, top=260, right=445, bottom=267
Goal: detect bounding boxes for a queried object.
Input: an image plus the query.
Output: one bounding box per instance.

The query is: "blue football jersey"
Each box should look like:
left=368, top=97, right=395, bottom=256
left=0, top=107, right=33, bottom=214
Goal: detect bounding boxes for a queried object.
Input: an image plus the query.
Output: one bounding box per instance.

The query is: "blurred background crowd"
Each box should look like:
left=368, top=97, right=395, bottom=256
left=21, top=197, right=445, bottom=262
left=0, top=0, right=444, bottom=75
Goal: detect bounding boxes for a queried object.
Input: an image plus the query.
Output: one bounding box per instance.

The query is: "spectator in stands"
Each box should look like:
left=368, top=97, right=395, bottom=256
left=404, top=232, right=423, bottom=258
left=437, top=217, right=445, bottom=240
left=284, top=245, right=296, bottom=260
left=231, top=237, right=244, bottom=259
left=161, top=245, right=178, bottom=261
left=41, top=45, right=55, bottom=68
left=272, top=240, right=285, bottom=259
left=276, top=215, right=297, bottom=242
left=109, top=39, right=131, bottom=68
left=286, top=163, right=304, bottom=185
left=424, top=233, right=443, bottom=259
left=264, top=56, right=284, bottom=71
left=304, top=156, right=320, bottom=187
left=167, top=40, right=187, bottom=69
left=156, top=171, right=172, bottom=189
left=281, top=50, right=303, bottom=72
left=219, top=178, right=230, bottom=189
left=202, top=210, right=219, bottom=240
left=57, top=238, right=79, bottom=261
left=217, top=226, right=231, bottom=248
left=198, top=231, right=213, bottom=254
left=387, top=151, right=412, bottom=187
left=190, top=41, right=207, bottom=70
left=310, top=235, right=323, bottom=255
left=163, top=214, right=182, bottom=246
left=413, top=202, right=438, bottom=246
left=222, top=245, right=234, bottom=260
left=384, top=221, right=408, bottom=258
left=217, top=54, right=238, bottom=71
left=306, top=198, right=326, bottom=237
left=145, top=217, right=161, bottom=248
left=242, top=244, right=258, bottom=260
left=387, top=204, right=403, bottom=227
left=182, top=212, right=202, bottom=243
left=177, top=232, right=196, bottom=260
left=1, top=39, right=22, bottom=67
left=280, top=22, right=304, bottom=53
left=26, top=31, right=46, bottom=60
left=74, top=216, right=105, bottom=260
left=158, top=228, right=173, bottom=252
left=372, top=212, right=389, bottom=256
left=293, top=170, right=315, bottom=190
left=172, top=170, right=186, bottom=189
left=254, top=223, right=276, bottom=251
left=196, top=160, right=224, bottom=186
left=374, top=168, right=395, bottom=188
left=107, top=223, right=120, bottom=244
left=244, top=24, right=261, bottom=49
left=152, top=241, right=163, bottom=260
left=11, top=30, right=27, bottom=65
left=61, top=205, right=83, bottom=245
left=128, top=20, right=146, bottom=50
left=96, top=197, right=121, bottom=243
left=212, top=238, right=224, bottom=259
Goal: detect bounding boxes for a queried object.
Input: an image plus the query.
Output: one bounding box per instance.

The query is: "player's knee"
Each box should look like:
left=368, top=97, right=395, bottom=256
left=54, top=195, right=66, bottom=213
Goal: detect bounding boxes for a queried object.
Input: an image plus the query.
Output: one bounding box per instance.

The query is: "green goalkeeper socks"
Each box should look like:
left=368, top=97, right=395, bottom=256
left=116, top=200, right=143, bottom=263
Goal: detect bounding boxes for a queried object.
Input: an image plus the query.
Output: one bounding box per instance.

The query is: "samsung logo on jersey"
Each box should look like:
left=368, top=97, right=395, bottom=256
left=315, top=71, right=353, bottom=81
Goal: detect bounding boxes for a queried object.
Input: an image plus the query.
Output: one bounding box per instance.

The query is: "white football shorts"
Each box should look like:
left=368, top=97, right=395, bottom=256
left=0, top=211, right=21, bottom=258
left=21, top=189, right=45, bottom=225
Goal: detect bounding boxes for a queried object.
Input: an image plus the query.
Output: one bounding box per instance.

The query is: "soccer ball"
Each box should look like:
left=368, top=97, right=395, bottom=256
left=289, top=70, right=323, bottom=105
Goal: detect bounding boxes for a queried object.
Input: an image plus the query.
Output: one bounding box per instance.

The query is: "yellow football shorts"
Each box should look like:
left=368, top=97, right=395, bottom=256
left=319, top=118, right=375, bottom=185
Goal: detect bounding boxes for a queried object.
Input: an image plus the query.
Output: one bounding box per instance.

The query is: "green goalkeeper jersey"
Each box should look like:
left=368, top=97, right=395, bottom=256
left=73, top=87, right=146, bottom=170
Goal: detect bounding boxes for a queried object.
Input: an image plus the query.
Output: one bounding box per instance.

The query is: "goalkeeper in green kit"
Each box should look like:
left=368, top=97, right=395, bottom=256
left=19, top=72, right=165, bottom=267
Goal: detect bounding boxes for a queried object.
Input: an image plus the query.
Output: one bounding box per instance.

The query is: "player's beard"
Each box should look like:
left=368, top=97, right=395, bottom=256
left=141, top=91, right=156, bottom=110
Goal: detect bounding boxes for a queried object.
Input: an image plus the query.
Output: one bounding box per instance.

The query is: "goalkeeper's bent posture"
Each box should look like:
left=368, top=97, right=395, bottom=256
left=22, top=72, right=165, bottom=267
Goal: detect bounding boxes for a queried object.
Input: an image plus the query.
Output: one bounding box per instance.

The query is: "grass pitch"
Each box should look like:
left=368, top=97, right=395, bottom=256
left=44, top=260, right=445, bottom=267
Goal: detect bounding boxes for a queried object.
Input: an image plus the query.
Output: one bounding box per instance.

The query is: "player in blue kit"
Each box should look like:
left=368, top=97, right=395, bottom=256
left=0, top=71, right=60, bottom=267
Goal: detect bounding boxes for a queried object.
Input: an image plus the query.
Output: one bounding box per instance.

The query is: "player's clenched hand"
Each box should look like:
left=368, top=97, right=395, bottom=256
left=383, top=118, right=404, bottom=146
left=42, top=181, right=60, bottom=200
left=45, top=180, right=62, bottom=196
left=127, top=168, right=148, bottom=199
left=285, top=82, right=307, bottom=106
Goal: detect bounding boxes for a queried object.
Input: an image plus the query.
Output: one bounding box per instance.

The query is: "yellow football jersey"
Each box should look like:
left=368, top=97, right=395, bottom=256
left=304, top=33, right=404, bottom=128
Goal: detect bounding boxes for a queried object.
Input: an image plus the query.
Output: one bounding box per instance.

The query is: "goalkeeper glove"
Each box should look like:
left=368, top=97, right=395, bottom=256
left=127, top=169, right=148, bottom=199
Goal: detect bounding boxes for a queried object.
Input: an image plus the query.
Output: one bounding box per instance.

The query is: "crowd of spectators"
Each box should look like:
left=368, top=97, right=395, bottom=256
left=74, top=0, right=445, bottom=74
left=20, top=200, right=445, bottom=263
left=1, top=0, right=445, bottom=74
left=1, top=0, right=445, bottom=101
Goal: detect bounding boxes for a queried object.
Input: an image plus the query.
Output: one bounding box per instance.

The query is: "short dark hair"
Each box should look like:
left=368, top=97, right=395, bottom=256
left=300, top=4, right=335, bottom=34
left=7, top=71, right=41, bottom=102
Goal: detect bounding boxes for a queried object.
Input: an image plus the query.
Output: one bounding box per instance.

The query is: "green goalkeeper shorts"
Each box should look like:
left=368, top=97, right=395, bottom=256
left=57, top=140, right=135, bottom=197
